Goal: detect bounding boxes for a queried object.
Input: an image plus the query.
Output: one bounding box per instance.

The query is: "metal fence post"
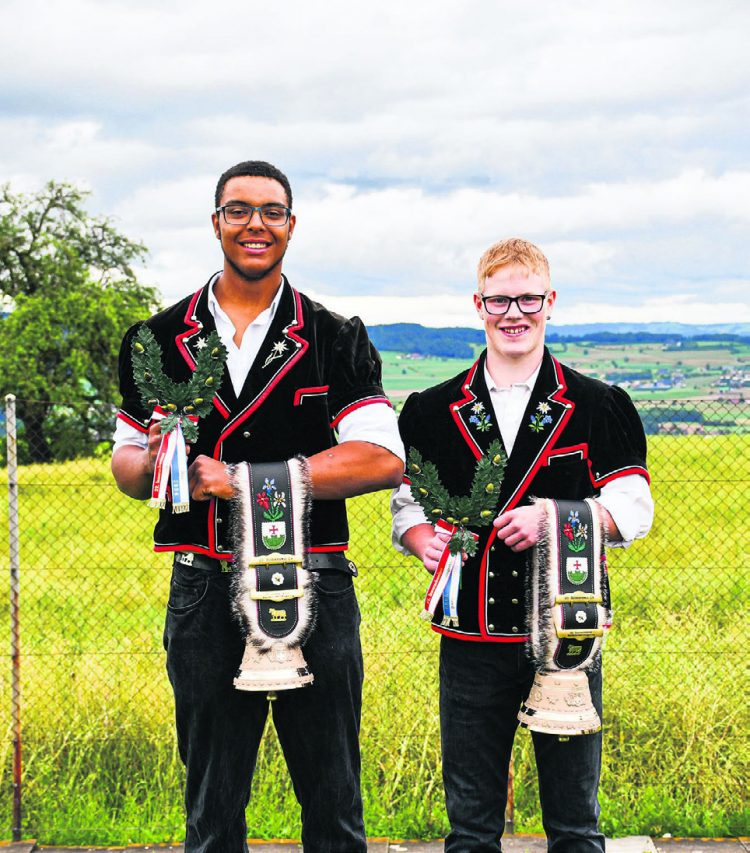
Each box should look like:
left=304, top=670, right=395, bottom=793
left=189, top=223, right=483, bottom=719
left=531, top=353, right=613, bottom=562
left=505, top=756, right=515, bottom=835
left=6, top=394, right=22, bottom=842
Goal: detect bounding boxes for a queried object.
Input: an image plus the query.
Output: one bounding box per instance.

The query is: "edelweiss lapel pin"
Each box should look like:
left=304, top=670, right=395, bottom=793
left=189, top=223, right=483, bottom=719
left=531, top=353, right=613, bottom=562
left=261, top=339, right=288, bottom=369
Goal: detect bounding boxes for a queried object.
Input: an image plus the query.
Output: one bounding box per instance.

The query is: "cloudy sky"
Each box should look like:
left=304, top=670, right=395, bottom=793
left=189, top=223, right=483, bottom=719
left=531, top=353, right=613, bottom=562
left=1, top=0, right=748, bottom=328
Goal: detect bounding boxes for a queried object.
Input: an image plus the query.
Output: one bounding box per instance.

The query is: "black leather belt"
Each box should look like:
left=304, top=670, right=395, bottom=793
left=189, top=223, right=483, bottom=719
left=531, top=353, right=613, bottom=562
left=173, top=550, right=357, bottom=576
left=307, top=552, right=358, bottom=575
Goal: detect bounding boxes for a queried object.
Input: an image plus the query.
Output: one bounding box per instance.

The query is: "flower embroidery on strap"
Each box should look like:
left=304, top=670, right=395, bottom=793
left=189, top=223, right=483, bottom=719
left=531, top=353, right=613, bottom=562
left=256, top=479, right=286, bottom=522
left=529, top=401, right=553, bottom=433
left=468, top=401, right=492, bottom=432
left=563, top=509, right=588, bottom=553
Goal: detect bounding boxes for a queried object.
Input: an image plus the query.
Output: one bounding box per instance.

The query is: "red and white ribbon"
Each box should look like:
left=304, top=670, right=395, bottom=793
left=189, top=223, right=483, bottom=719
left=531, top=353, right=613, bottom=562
left=421, top=519, right=477, bottom=627
left=148, top=407, right=195, bottom=513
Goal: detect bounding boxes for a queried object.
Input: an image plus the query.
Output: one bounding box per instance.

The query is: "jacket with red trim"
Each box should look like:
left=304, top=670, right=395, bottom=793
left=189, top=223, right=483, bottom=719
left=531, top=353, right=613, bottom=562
left=398, top=347, right=649, bottom=642
left=117, top=276, right=389, bottom=558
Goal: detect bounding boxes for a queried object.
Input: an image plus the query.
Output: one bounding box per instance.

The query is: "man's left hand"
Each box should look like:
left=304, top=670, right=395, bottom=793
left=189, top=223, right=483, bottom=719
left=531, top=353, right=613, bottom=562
left=188, top=455, right=234, bottom=501
left=493, top=504, right=545, bottom=552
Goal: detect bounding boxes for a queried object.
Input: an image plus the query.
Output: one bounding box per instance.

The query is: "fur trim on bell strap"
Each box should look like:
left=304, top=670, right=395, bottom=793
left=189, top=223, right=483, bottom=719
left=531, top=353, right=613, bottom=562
left=230, top=457, right=317, bottom=653
left=527, top=497, right=612, bottom=673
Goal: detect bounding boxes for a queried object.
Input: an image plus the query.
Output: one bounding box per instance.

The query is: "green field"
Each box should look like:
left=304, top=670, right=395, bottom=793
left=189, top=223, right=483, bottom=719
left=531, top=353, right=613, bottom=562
left=0, top=433, right=748, bottom=844
left=380, top=351, right=472, bottom=402
left=381, top=340, right=750, bottom=407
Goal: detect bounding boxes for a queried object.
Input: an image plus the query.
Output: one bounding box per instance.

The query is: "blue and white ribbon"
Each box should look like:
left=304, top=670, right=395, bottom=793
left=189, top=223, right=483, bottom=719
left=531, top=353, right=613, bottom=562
left=169, top=420, right=190, bottom=513
left=440, top=549, right=463, bottom=627
left=421, top=519, right=477, bottom=627
left=148, top=408, right=193, bottom=513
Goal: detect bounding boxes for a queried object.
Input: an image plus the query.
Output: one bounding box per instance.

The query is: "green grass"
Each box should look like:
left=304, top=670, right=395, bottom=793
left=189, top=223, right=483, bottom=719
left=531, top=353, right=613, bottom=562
left=0, top=436, right=748, bottom=843
left=380, top=351, right=473, bottom=403
left=381, top=341, right=750, bottom=405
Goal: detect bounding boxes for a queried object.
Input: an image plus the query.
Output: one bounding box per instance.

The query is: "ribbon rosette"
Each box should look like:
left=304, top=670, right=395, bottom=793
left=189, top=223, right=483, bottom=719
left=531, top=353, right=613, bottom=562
left=407, top=440, right=507, bottom=626
left=131, top=325, right=228, bottom=514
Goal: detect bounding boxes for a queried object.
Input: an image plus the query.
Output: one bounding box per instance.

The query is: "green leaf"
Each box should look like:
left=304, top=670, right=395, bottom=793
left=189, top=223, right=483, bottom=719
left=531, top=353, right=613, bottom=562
left=406, top=438, right=505, bottom=532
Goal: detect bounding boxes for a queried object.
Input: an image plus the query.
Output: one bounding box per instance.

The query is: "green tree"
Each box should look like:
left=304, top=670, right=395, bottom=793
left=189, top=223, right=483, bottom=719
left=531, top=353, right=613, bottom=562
left=0, top=182, right=158, bottom=462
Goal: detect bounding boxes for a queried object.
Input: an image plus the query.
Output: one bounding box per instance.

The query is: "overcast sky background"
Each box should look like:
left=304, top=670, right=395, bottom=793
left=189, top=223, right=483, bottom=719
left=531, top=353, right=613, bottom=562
left=1, top=0, right=748, bottom=328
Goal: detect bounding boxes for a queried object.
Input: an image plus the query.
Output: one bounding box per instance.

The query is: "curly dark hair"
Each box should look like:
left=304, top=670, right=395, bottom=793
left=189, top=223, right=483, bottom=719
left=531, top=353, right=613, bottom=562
left=214, top=161, right=293, bottom=209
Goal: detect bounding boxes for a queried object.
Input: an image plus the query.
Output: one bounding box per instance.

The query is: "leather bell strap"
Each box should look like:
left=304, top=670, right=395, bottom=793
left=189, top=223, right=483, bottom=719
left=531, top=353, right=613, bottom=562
left=240, top=460, right=307, bottom=640
left=531, top=498, right=610, bottom=671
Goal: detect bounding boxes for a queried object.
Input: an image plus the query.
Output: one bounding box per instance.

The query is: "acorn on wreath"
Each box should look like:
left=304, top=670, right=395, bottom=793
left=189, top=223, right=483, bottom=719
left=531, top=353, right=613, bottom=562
left=131, top=326, right=228, bottom=443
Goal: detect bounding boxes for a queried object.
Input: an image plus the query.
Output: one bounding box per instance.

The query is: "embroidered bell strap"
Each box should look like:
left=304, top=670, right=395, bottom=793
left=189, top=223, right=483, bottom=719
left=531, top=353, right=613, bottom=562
left=538, top=498, right=609, bottom=671
left=421, top=519, right=477, bottom=627
left=148, top=408, right=197, bottom=513
left=238, top=460, right=308, bottom=641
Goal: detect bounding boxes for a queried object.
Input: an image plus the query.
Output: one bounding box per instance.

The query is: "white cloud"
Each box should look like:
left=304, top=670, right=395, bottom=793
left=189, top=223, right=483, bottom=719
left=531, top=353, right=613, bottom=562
left=553, top=295, right=750, bottom=326
left=0, top=0, right=747, bottom=323
left=0, top=118, right=164, bottom=200
left=3, top=0, right=748, bottom=108
left=288, top=171, right=749, bottom=294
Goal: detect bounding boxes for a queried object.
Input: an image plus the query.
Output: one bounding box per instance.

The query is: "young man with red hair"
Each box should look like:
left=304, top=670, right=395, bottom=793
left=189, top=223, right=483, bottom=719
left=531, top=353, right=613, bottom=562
left=392, top=237, right=653, bottom=853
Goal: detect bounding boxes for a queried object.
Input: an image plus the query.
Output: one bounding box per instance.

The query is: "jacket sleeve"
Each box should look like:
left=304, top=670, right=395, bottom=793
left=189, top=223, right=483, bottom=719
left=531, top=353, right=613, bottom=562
left=588, top=385, right=649, bottom=487
left=326, top=316, right=390, bottom=426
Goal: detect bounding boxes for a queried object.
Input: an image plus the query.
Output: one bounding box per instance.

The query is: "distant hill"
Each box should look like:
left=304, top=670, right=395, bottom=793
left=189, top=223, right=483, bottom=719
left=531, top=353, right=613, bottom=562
left=543, top=322, right=750, bottom=338
left=367, top=323, right=483, bottom=358
left=369, top=322, right=750, bottom=358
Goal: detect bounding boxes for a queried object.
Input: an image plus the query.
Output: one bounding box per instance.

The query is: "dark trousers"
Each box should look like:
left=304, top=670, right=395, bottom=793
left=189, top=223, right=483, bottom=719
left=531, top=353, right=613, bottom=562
left=439, top=637, right=605, bottom=853
left=164, top=559, right=366, bottom=853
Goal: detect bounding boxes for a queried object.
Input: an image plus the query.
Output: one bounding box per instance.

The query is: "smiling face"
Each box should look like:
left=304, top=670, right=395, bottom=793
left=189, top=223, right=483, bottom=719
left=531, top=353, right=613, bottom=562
left=211, top=175, right=296, bottom=285
left=474, top=263, right=556, bottom=371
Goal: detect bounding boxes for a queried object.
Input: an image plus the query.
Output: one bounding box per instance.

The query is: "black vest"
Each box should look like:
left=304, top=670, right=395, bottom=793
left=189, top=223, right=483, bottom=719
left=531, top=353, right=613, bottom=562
left=398, top=348, right=648, bottom=641
left=117, top=277, right=389, bottom=559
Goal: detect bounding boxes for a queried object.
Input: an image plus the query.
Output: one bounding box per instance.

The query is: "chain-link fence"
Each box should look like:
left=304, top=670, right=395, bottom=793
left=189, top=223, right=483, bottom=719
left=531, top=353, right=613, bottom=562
left=1, top=395, right=748, bottom=844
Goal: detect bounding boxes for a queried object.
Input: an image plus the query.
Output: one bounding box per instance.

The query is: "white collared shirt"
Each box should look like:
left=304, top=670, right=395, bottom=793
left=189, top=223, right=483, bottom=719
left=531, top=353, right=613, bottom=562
left=207, top=274, right=284, bottom=397
left=485, top=362, right=542, bottom=456
left=113, top=276, right=404, bottom=463
left=391, top=361, right=653, bottom=551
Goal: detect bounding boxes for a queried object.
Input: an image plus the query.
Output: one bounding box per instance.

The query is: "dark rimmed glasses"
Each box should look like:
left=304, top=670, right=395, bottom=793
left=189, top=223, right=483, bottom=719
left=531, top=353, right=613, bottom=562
left=480, top=292, right=549, bottom=315
left=216, top=204, right=292, bottom=228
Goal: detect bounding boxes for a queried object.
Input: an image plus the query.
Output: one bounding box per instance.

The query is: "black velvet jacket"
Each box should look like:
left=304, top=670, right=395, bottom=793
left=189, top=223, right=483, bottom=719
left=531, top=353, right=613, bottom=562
left=398, top=348, right=649, bottom=642
left=117, top=276, right=389, bottom=559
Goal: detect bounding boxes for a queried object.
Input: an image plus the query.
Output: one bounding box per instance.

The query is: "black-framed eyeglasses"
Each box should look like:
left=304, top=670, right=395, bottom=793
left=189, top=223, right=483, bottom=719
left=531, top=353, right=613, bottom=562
left=216, top=204, right=292, bottom=228
left=480, top=293, right=549, bottom=315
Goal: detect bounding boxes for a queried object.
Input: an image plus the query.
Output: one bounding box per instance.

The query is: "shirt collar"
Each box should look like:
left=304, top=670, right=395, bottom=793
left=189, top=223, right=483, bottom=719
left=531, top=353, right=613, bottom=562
left=206, top=273, right=284, bottom=329
left=484, top=360, right=542, bottom=393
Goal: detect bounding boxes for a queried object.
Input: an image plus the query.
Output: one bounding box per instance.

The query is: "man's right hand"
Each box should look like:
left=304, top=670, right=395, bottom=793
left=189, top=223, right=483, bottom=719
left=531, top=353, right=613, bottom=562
left=145, top=422, right=163, bottom=475
left=401, top=523, right=455, bottom=575
left=422, top=527, right=454, bottom=574
left=112, top=420, right=191, bottom=501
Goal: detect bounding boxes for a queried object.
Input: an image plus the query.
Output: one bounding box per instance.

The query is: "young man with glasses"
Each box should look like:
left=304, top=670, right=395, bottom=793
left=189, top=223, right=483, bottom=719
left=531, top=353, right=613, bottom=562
left=112, top=160, right=404, bottom=853
left=391, top=238, right=653, bottom=853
